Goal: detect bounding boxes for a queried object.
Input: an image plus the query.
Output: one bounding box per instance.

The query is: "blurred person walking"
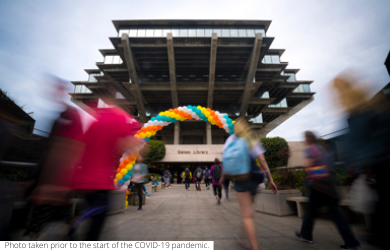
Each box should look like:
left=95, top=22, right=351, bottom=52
left=183, top=167, right=192, bottom=190
left=203, top=167, right=211, bottom=190
left=23, top=78, right=84, bottom=240
left=294, top=131, right=361, bottom=250
left=222, top=178, right=230, bottom=201
left=221, top=118, right=277, bottom=250
left=131, top=155, right=148, bottom=210
left=173, top=171, right=178, bottom=184
left=210, top=159, right=223, bottom=204
left=70, top=101, right=141, bottom=240
left=194, top=166, right=203, bottom=191
left=163, top=168, right=172, bottom=189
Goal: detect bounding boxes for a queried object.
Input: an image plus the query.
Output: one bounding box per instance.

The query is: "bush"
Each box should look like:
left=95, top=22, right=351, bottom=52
left=260, top=137, right=289, bottom=168
left=266, top=169, right=307, bottom=191
left=144, top=140, right=166, bottom=164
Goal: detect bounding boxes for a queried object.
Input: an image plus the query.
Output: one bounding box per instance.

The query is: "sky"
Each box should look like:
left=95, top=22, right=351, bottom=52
left=0, top=0, right=389, bottom=140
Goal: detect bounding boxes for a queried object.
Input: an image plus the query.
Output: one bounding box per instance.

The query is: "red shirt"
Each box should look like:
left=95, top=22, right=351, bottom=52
left=71, top=107, right=141, bottom=190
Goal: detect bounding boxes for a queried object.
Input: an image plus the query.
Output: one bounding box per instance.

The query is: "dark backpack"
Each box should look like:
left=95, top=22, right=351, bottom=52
left=196, top=169, right=202, bottom=179
left=213, top=165, right=222, bottom=181
left=204, top=170, right=210, bottom=178
left=184, top=169, right=191, bottom=178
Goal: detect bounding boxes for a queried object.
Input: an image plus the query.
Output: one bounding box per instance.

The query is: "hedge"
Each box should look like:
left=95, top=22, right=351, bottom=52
left=260, top=137, right=289, bottom=169
left=144, top=140, right=166, bottom=164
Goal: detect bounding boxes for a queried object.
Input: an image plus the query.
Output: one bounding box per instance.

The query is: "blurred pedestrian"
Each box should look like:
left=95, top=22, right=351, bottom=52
left=210, top=159, right=223, bottom=204
left=131, top=155, right=148, bottom=210
left=222, top=178, right=230, bottom=202
left=294, top=131, right=361, bottom=250
left=163, top=168, right=172, bottom=189
left=71, top=102, right=141, bottom=240
left=194, top=166, right=203, bottom=191
left=183, top=167, right=192, bottom=190
left=203, top=167, right=211, bottom=190
left=221, top=118, right=277, bottom=250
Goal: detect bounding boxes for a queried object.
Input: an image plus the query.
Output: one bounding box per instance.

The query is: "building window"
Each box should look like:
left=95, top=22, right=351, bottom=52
left=118, top=29, right=129, bottom=37
left=255, top=29, right=266, bottom=37
left=269, top=98, right=287, bottom=108
left=179, top=28, right=188, bottom=37
left=129, top=29, right=137, bottom=37
left=74, top=85, right=91, bottom=94
left=247, top=29, right=255, bottom=37
left=145, top=29, right=154, bottom=37
left=116, top=92, right=125, bottom=99
left=249, top=113, right=263, bottom=123
left=221, top=29, right=230, bottom=37
left=137, top=29, right=146, bottom=37
left=171, top=28, right=179, bottom=37
left=154, top=29, right=163, bottom=37
left=104, top=55, right=122, bottom=64
left=204, top=28, right=213, bottom=37
left=262, top=54, right=280, bottom=64
left=212, top=28, right=222, bottom=36
left=188, top=28, right=196, bottom=36
left=230, top=29, right=238, bottom=37
left=196, top=27, right=205, bottom=37
left=97, top=99, right=111, bottom=108
left=238, top=29, right=247, bottom=37
left=293, top=84, right=311, bottom=93
left=88, top=73, right=100, bottom=82
left=281, top=71, right=296, bottom=82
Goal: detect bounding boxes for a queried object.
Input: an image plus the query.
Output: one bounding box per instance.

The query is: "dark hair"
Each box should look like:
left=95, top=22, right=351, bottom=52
left=214, top=158, right=220, bottom=164
left=304, top=131, right=318, bottom=144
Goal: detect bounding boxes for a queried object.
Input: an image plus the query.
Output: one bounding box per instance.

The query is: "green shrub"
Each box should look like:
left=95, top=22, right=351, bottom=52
left=260, top=137, right=289, bottom=168
left=144, top=140, right=166, bottom=164
left=266, top=169, right=306, bottom=191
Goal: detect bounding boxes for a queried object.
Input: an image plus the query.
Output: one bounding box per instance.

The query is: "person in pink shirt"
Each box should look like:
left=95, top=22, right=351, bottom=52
left=71, top=104, right=142, bottom=240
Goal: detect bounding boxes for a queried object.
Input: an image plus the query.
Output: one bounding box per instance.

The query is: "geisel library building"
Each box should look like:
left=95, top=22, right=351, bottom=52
left=71, top=20, right=315, bottom=174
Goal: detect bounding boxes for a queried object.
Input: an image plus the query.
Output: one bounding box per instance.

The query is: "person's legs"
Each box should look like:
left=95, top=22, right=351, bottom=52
left=223, top=180, right=230, bottom=200
left=84, top=191, right=109, bottom=240
left=329, top=204, right=360, bottom=248
left=217, top=185, right=222, bottom=200
left=135, top=183, right=143, bottom=209
left=236, top=192, right=258, bottom=250
left=299, top=188, right=320, bottom=241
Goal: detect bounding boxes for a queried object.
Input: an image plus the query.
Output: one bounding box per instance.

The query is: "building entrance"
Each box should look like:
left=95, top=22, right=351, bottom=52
left=148, top=162, right=213, bottom=183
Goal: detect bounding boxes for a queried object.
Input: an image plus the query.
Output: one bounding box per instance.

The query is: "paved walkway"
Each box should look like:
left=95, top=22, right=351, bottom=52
left=96, top=185, right=377, bottom=250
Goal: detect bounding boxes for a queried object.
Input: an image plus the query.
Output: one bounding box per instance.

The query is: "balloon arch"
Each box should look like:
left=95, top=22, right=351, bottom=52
left=113, top=105, right=236, bottom=208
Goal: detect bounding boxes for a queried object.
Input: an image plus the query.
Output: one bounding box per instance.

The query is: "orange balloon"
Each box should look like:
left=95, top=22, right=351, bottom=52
left=126, top=190, right=129, bottom=195
left=117, top=168, right=122, bottom=173
left=119, top=163, right=126, bottom=168
left=124, top=158, right=130, bottom=164
left=210, top=111, right=215, bottom=116
left=129, top=156, right=135, bottom=162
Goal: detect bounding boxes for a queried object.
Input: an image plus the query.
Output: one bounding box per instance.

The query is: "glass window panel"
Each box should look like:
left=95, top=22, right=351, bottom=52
left=293, top=87, right=298, bottom=93
left=204, top=28, right=212, bottom=36
left=261, top=91, right=270, bottom=98
left=304, top=84, right=311, bottom=92
left=264, top=55, right=272, bottom=64
left=212, top=28, right=221, bottom=37
left=162, top=29, right=171, bottom=36
left=230, top=29, right=238, bottom=37
left=75, top=85, right=81, bottom=93
left=298, top=84, right=304, bottom=92
left=85, top=87, right=92, bottom=94
left=80, top=85, right=86, bottom=93
left=238, top=29, right=247, bottom=37
left=281, top=98, right=287, bottom=107
left=116, top=92, right=125, bottom=99
left=118, top=29, right=129, bottom=37
left=247, top=29, right=255, bottom=37
left=153, top=29, right=162, bottom=37
left=104, top=55, right=114, bottom=64
left=221, top=29, right=230, bottom=37
left=137, top=29, right=145, bottom=37
left=171, top=28, right=179, bottom=37
left=119, top=57, right=123, bottom=64
left=196, top=28, right=204, bottom=37
left=88, top=74, right=98, bottom=82
left=112, top=55, right=121, bottom=64
left=145, top=29, right=154, bottom=37
left=188, top=29, right=196, bottom=36
left=129, top=29, right=137, bottom=37
left=179, top=28, right=188, bottom=37
left=287, top=73, right=296, bottom=82
left=255, top=29, right=265, bottom=37
left=271, top=55, right=280, bottom=64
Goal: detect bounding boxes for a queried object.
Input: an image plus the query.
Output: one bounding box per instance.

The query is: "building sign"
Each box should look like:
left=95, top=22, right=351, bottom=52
left=159, top=145, right=224, bottom=162
left=178, top=150, right=208, bottom=155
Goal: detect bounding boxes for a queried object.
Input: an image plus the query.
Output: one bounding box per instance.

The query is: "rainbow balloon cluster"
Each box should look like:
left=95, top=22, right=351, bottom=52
left=116, top=105, right=235, bottom=208
left=134, top=105, right=235, bottom=142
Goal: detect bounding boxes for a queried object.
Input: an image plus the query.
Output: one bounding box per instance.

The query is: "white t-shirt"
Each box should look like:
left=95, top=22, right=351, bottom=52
left=223, top=134, right=266, bottom=160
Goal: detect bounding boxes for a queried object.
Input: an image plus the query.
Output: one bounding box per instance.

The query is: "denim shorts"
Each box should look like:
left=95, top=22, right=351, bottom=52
left=164, top=177, right=170, bottom=183
left=195, top=178, right=202, bottom=184
left=234, top=179, right=258, bottom=196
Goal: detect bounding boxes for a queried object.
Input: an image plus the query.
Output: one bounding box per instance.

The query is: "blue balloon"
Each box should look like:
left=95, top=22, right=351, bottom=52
left=118, top=179, right=125, bottom=186
left=229, top=129, right=235, bottom=135
left=223, top=115, right=229, bottom=119
left=151, top=117, right=156, bottom=121
left=192, top=107, right=197, bottom=112
left=226, top=118, right=232, bottom=124
left=128, top=170, right=133, bottom=176
left=228, top=123, right=234, bottom=129
left=200, top=113, right=206, bottom=119
left=123, top=175, right=130, bottom=181
left=196, top=109, right=202, bottom=115
left=187, top=105, right=192, bottom=109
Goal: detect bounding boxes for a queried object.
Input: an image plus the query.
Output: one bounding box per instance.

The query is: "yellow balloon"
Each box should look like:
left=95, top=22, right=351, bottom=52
left=120, top=169, right=128, bottom=176
left=126, top=164, right=133, bottom=170
left=131, top=160, right=136, bottom=165
left=232, top=120, right=236, bottom=124
left=205, top=111, right=210, bottom=117
left=134, top=134, right=139, bottom=138
left=145, top=131, right=151, bottom=137
left=159, top=112, right=164, bottom=116
left=151, top=130, right=156, bottom=136
left=197, top=106, right=201, bottom=109
left=114, top=179, right=118, bottom=184
left=174, top=115, right=180, bottom=120
left=116, top=173, right=123, bottom=180
left=125, top=201, right=128, bottom=207
left=140, top=132, right=145, bottom=139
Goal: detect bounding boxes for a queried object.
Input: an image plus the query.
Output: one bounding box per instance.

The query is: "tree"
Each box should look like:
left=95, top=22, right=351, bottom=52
left=260, top=137, right=289, bottom=169
left=144, top=140, right=166, bottom=164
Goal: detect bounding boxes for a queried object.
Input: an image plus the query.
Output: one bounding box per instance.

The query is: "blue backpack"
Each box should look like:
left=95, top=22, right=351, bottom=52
left=222, top=137, right=251, bottom=180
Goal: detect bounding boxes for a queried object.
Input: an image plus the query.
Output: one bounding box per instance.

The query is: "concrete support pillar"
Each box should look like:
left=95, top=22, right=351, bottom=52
left=206, top=123, right=212, bottom=145
left=174, top=122, right=180, bottom=145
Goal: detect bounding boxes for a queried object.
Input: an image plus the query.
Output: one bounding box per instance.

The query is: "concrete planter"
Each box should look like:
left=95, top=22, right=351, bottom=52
left=144, top=183, right=152, bottom=194
left=255, top=189, right=302, bottom=216
left=107, top=190, right=126, bottom=215
left=157, top=182, right=162, bottom=190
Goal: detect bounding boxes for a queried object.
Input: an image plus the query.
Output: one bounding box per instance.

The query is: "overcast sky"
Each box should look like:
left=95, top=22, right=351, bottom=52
left=0, top=0, right=389, bottom=140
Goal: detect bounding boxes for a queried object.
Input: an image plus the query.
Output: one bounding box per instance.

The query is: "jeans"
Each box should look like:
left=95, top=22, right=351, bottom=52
left=84, top=190, right=109, bottom=241
left=300, top=187, right=360, bottom=247
left=213, top=184, right=222, bottom=199
left=134, top=183, right=143, bottom=208
left=223, top=179, right=230, bottom=199
left=185, top=178, right=191, bottom=189
left=204, top=178, right=210, bottom=187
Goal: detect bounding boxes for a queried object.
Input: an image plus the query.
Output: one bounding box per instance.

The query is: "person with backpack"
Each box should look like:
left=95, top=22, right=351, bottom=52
left=294, top=131, right=362, bottom=250
left=163, top=168, right=172, bottom=189
left=210, top=159, right=223, bottom=204
left=221, top=118, right=277, bottom=250
left=194, top=166, right=204, bottom=191
left=203, top=167, right=211, bottom=190
left=183, top=167, right=192, bottom=191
